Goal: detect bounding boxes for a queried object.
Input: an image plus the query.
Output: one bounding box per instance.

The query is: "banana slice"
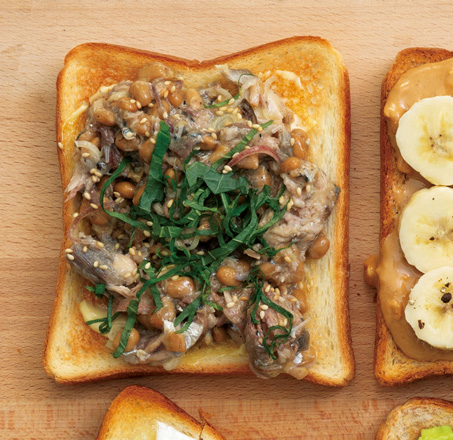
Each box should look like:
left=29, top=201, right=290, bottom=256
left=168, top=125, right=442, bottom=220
left=399, top=186, right=453, bottom=273
left=396, top=96, right=453, bottom=185
left=405, top=266, right=453, bottom=350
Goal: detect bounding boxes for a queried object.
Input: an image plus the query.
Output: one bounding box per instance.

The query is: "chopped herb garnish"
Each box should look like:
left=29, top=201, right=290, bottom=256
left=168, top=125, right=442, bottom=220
left=86, top=283, right=106, bottom=298
left=85, top=295, right=121, bottom=335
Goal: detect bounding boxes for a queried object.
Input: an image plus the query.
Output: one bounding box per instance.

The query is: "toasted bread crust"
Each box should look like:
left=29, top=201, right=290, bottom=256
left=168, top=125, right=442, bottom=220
left=376, top=397, right=453, bottom=440
left=376, top=48, right=453, bottom=385
left=44, top=38, right=353, bottom=385
left=96, top=385, right=225, bottom=440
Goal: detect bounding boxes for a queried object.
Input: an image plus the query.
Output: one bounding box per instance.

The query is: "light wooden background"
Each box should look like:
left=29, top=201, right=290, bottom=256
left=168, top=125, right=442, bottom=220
left=1, top=1, right=453, bottom=439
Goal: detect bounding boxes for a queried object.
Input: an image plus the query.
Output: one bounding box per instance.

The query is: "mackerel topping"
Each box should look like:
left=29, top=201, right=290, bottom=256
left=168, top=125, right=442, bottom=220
left=66, top=62, right=337, bottom=378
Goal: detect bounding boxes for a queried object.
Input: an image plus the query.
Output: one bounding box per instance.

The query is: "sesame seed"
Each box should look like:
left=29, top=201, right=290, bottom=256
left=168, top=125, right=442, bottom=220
left=279, top=196, right=285, bottom=205
left=83, top=192, right=91, bottom=200
left=58, top=142, right=63, bottom=150
left=232, top=107, right=239, bottom=114
left=90, top=203, right=98, bottom=210
left=163, top=90, right=169, bottom=98
left=283, top=318, right=288, bottom=326
left=167, top=199, right=174, bottom=208
left=94, top=170, right=102, bottom=177
left=137, top=101, right=142, bottom=109
left=208, top=127, right=216, bottom=133
left=93, top=261, right=99, bottom=268
left=146, top=221, right=154, bottom=227
left=226, top=302, right=235, bottom=308
left=290, top=138, right=295, bottom=146
left=260, top=311, right=265, bottom=319
left=67, top=254, right=74, bottom=261
left=275, top=288, right=280, bottom=295
left=73, top=212, right=79, bottom=218
left=82, top=246, right=88, bottom=253
left=162, top=111, right=168, bottom=118
left=99, top=265, right=108, bottom=270
left=143, top=230, right=151, bottom=237
left=258, top=126, right=263, bottom=132
left=115, top=197, right=124, bottom=204
left=228, top=98, right=235, bottom=105
left=252, top=124, right=260, bottom=129
left=216, top=95, right=222, bottom=101
left=220, top=106, right=227, bottom=112
left=264, top=284, right=271, bottom=293
left=222, top=169, right=228, bottom=174
left=170, top=275, right=179, bottom=281
left=197, top=250, right=205, bottom=255
left=233, top=295, right=238, bottom=303
left=227, top=108, right=233, bottom=114
left=247, top=120, right=253, bottom=128
left=240, top=296, right=248, bottom=301
left=161, top=250, right=169, bottom=256
left=138, top=251, right=142, bottom=257
left=114, top=243, right=120, bottom=250
left=140, top=117, right=147, bottom=124
left=290, top=297, right=298, bottom=303
left=215, top=110, right=224, bottom=116
left=130, top=99, right=136, bottom=103
left=124, top=272, right=131, bottom=279
left=260, top=304, right=269, bottom=310
left=145, top=131, right=151, bottom=137
left=284, top=256, right=292, bottom=263
left=232, top=152, right=239, bottom=158
left=91, top=176, right=98, bottom=183
left=306, top=184, right=311, bottom=193
left=296, top=187, right=302, bottom=196
left=81, top=152, right=90, bottom=158
left=150, top=138, right=156, bottom=144
left=273, top=294, right=280, bottom=301
left=90, top=168, right=96, bottom=174
left=408, top=299, right=415, bottom=305
left=279, top=297, right=285, bottom=303
left=211, top=133, right=218, bottom=140
left=224, top=165, right=233, bottom=172
left=96, top=241, right=104, bottom=248
left=129, top=248, right=136, bottom=256
left=236, top=113, right=242, bottom=119
left=244, top=145, right=251, bottom=150
left=164, top=80, right=171, bottom=86
left=145, top=262, right=151, bottom=269
left=65, top=248, right=73, bottom=254
left=148, top=102, right=154, bottom=107
left=113, top=191, right=121, bottom=197
left=170, top=85, right=176, bottom=93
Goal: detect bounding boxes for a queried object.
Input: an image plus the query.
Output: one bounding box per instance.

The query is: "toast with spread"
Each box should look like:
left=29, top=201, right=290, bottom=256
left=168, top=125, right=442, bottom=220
left=366, top=48, right=453, bottom=384
left=376, top=398, right=453, bottom=440
left=96, top=385, right=225, bottom=440
left=43, top=38, right=353, bottom=385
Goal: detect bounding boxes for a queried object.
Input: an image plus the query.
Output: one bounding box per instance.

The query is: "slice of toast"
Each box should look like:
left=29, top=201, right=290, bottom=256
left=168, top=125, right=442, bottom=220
left=376, top=48, right=453, bottom=385
left=44, top=37, right=353, bottom=385
left=376, top=397, right=453, bottom=440
left=96, top=385, right=225, bottom=440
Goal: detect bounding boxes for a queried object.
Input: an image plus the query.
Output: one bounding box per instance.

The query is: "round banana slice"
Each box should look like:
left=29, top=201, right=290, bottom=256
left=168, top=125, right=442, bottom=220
left=396, top=95, right=453, bottom=185
left=399, top=186, right=453, bottom=273
left=405, top=266, right=453, bottom=350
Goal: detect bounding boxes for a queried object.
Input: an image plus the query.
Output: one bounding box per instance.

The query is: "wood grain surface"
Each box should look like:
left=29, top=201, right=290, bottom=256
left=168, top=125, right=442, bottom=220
left=1, top=1, right=453, bottom=439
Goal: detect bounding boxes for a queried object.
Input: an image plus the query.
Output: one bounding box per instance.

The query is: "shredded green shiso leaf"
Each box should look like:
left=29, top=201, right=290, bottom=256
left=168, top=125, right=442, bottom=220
left=96, top=120, right=292, bottom=359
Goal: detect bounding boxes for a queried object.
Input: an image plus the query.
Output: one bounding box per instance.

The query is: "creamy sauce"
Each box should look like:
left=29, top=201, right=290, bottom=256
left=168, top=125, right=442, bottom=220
left=369, top=57, right=453, bottom=360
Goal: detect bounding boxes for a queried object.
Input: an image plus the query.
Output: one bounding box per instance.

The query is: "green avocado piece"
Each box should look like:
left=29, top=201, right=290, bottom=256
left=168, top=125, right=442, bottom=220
left=419, top=426, right=453, bottom=440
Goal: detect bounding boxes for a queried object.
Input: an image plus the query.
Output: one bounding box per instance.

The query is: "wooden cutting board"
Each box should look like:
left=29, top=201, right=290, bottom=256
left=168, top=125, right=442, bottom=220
left=1, top=1, right=453, bottom=438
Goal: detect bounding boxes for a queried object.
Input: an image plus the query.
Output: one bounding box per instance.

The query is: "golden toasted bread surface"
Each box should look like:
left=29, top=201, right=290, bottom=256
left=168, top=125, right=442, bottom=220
left=44, top=37, right=352, bottom=385
left=376, top=48, right=453, bottom=385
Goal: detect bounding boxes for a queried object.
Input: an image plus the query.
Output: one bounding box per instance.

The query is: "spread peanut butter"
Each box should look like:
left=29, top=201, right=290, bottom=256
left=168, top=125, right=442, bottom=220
left=384, top=57, right=453, bottom=174
left=365, top=57, right=453, bottom=361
